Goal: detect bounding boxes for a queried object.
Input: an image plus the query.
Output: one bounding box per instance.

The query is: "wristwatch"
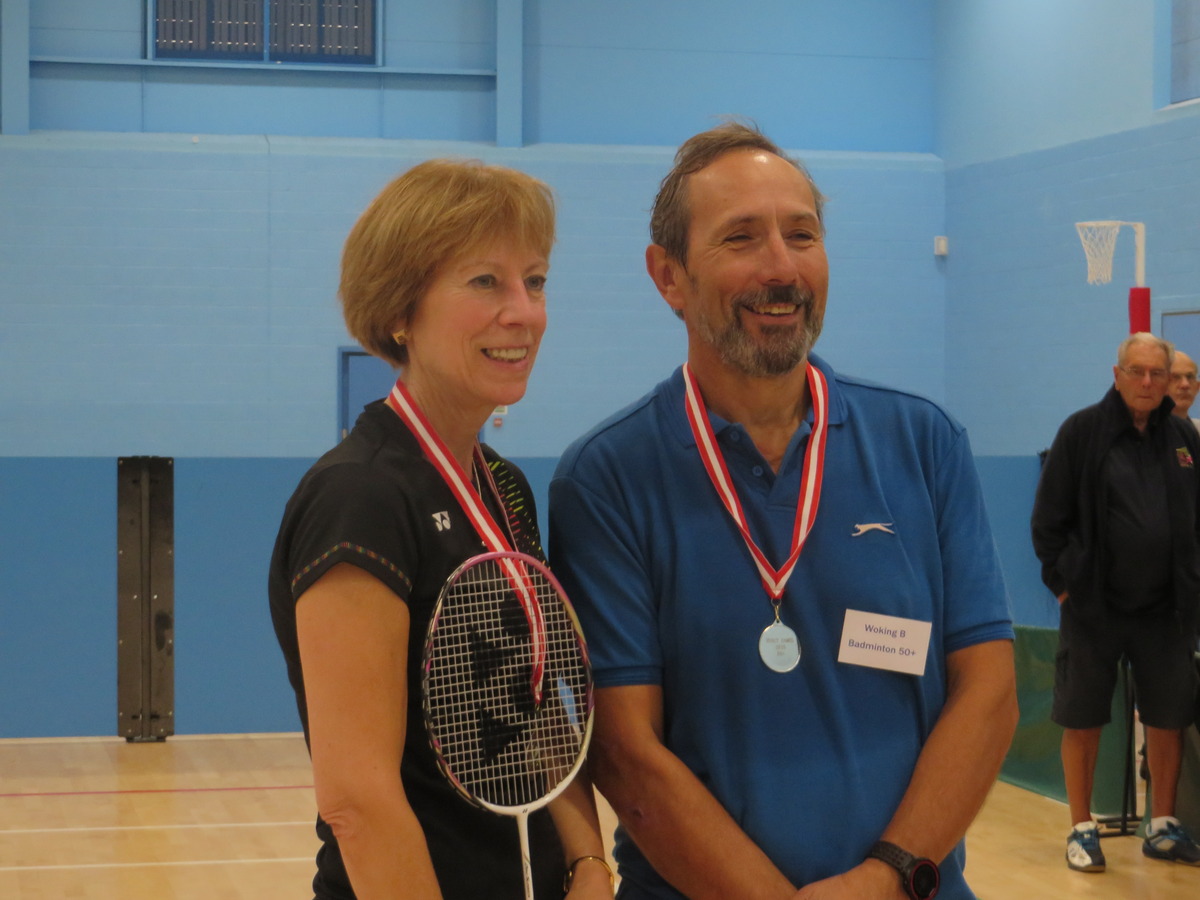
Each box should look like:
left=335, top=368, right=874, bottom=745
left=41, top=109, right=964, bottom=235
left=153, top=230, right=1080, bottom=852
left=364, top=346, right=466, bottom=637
left=867, top=840, right=940, bottom=899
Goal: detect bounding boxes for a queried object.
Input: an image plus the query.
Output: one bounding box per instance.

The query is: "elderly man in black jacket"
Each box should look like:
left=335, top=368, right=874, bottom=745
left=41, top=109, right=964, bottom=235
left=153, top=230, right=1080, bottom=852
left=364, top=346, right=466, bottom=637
left=1033, top=332, right=1200, bottom=874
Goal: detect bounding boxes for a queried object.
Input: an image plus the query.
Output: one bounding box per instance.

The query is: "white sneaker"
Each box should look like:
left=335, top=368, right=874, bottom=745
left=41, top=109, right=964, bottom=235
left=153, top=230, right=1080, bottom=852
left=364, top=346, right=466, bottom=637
left=1066, top=825, right=1105, bottom=872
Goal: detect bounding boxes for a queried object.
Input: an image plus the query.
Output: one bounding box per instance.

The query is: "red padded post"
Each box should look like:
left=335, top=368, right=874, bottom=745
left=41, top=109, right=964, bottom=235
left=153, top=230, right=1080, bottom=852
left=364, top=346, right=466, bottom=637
left=1129, top=286, right=1151, bottom=334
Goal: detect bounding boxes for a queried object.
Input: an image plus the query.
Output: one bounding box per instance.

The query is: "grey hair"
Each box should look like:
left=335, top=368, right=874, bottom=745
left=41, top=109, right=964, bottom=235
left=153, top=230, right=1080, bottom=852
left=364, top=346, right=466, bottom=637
left=1117, top=332, right=1174, bottom=369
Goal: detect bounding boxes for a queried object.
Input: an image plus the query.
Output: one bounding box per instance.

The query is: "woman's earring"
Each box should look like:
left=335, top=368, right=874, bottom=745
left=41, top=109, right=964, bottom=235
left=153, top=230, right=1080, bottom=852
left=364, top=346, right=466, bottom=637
left=392, top=330, right=407, bottom=345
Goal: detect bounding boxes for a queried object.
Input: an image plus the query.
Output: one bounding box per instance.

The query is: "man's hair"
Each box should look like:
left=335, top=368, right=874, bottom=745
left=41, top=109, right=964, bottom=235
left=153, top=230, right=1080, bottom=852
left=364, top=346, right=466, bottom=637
left=649, top=120, right=825, bottom=266
left=340, top=158, right=556, bottom=367
left=1117, top=331, right=1175, bottom=370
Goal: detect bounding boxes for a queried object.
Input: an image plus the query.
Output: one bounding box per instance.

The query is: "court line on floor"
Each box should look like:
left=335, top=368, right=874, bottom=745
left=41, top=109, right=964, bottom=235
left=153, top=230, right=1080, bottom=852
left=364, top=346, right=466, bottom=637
left=0, top=858, right=314, bottom=873
left=0, top=732, right=305, bottom=746
left=0, top=784, right=314, bottom=799
left=0, top=821, right=312, bottom=835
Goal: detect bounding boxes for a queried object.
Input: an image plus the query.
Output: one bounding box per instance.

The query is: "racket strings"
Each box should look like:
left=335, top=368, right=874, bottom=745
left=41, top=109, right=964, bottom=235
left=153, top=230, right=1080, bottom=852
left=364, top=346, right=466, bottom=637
left=425, top=560, right=590, bottom=810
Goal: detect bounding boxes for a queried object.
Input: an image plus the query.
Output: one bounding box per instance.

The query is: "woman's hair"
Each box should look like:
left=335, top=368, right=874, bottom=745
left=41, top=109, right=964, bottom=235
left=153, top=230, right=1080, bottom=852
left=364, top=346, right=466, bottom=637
left=340, top=158, right=556, bottom=366
left=650, top=120, right=825, bottom=267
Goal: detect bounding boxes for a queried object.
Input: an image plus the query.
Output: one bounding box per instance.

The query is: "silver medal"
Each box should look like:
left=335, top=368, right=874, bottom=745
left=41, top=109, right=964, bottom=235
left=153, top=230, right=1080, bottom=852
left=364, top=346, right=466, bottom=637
left=759, top=620, right=801, bottom=672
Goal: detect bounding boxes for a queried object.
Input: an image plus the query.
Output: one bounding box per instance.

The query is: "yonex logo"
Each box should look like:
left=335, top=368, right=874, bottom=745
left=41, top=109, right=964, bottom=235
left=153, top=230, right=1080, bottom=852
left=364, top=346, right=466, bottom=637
left=432, top=511, right=451, bottom=532
left=851, top=522, right=895, bottom=537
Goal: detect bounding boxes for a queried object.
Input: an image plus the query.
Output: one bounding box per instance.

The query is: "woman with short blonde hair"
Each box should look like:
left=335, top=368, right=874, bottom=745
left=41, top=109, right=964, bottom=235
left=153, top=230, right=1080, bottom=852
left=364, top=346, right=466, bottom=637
left=270, top=159, right=611, bottom=900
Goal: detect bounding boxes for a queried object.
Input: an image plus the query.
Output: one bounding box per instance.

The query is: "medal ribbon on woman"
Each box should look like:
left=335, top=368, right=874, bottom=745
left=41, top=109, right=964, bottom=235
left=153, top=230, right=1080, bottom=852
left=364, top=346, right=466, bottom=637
left=682, top=362, right=830, bottom=672
left=386, top=377, right=547, bottom=703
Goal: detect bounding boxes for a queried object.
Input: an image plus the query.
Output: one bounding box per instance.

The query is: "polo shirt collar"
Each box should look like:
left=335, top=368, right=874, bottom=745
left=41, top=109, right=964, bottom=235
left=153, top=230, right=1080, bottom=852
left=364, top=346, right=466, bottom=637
left=663, top=352, right=847, bottom=453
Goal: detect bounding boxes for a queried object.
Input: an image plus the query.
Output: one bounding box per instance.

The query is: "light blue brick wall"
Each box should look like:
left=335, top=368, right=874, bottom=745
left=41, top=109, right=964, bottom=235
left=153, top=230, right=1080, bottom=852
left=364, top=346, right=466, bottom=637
left=23, top=0, right=937, bottom=149
left=0, top=0, right=945, bottom=738
left=0, top=130, right=945, bottom=737
left=936, top=0, right=1170, bottom=170
left=946, top=114, right=1200, bottom=457
left=13, top=0, right=1200, bottom=737
left=526, top=0, right=935, bottom=150
left=0, top=134, right=946, bottom=459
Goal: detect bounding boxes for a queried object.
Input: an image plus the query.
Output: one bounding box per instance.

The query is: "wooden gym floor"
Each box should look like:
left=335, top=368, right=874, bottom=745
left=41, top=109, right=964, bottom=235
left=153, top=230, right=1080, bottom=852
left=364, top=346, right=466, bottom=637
left=0, top=733, right=1195, bottom=899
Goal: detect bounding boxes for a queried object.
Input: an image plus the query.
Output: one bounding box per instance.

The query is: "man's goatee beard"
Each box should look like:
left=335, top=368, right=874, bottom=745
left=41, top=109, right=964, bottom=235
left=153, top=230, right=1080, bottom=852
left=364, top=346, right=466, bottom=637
left=698, top=284, right=823, bottom=377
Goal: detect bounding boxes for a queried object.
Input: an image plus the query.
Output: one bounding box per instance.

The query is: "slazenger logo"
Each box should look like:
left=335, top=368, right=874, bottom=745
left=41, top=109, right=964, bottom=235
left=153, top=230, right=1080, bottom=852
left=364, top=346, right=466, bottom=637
left=851, top=522, right=895, bottom=537
left=432, top=511, right=451, bottom=532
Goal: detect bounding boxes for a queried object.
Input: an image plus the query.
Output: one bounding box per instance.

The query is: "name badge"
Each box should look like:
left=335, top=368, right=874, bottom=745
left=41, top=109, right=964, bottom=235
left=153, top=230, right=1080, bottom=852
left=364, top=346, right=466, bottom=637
left=837, top=609, right=931, bottom=676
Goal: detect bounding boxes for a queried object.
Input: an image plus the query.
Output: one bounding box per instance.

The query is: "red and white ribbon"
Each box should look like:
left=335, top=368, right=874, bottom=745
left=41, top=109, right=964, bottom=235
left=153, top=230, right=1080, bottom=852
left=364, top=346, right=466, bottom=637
left=682, top=362, right=830, bottom=601
left=386, top=378, right=547, bottom=703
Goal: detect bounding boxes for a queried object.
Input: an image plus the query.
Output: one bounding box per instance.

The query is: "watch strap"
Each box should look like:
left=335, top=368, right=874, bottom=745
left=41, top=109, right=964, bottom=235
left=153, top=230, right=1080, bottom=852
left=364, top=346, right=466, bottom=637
left=867, top=840, right=939, bottom=900
left=868, top=839, right=913, bottom=872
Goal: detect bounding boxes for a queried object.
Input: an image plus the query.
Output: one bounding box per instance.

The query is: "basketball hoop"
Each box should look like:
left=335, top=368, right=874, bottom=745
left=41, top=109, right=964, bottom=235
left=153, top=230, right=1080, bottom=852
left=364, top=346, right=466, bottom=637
left=1075, top=221, right=1122, bottom=285
left=1075, top=220, right=1149, bottom=333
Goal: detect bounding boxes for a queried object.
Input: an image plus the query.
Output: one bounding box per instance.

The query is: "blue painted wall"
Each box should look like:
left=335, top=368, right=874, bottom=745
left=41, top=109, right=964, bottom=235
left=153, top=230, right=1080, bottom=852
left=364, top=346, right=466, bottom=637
left=27, top=0, right=499, bottom=140
left=0, top=457, right=309, bottom=738
left=945, top=114, right=1200, bottom=458
left=0, top=458, right=115, bottom=737
left=525, top=1, right=935, bottom=151
left=0, top=449, right=1052, bottom=738
left=935, top=0, right=1188, bottom=170
left=5, top=0, right=1200, bottom=736
left=24, top=0, right=936, bottom=150
left=0, top=135, right=945, bottom=459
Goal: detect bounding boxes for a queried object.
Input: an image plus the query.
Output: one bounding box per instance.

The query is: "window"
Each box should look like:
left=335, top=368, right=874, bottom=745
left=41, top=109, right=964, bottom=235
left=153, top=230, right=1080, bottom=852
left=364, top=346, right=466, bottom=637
left=152, top=1, right=376, bottom=65
left=1172, top=0, right=1200, bottom=103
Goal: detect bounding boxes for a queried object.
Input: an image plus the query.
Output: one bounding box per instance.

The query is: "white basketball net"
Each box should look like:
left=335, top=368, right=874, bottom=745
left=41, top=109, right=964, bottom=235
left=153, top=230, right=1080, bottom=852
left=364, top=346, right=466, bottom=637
left=1076, top=221, right=1122, bottom=285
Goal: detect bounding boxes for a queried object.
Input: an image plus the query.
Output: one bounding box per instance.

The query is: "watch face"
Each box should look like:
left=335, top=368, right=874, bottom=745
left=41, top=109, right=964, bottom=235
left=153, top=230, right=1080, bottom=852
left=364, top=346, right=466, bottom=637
left=910, top=861, right=939, bottom=898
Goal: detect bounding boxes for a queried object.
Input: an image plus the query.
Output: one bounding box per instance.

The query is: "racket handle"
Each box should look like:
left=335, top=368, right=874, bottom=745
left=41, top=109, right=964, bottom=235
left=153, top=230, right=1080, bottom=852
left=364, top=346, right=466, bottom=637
left=518, top=811, right=534, bottom=900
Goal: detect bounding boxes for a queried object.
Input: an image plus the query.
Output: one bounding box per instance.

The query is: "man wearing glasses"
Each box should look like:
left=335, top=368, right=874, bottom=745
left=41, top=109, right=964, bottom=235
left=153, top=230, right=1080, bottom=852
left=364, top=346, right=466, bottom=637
left=1170, top=349, right=1200, bottom=435
left=1033, top=332, right=1200, bottom=873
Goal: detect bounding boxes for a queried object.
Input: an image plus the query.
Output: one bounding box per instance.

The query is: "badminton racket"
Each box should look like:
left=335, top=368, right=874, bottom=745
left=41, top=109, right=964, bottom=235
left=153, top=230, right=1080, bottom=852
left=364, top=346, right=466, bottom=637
left=422, top=550, right=593, bottom=900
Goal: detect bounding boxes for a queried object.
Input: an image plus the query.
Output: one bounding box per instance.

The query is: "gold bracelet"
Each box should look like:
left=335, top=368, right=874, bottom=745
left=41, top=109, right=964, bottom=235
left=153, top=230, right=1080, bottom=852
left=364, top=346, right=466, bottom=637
left=564, top=854, right=614, bottom=892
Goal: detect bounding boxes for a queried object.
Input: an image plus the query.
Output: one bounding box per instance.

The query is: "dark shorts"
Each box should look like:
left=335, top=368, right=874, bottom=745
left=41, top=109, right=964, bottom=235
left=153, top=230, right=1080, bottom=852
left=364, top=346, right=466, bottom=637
left=1052, top=601, right=1198, bottom=730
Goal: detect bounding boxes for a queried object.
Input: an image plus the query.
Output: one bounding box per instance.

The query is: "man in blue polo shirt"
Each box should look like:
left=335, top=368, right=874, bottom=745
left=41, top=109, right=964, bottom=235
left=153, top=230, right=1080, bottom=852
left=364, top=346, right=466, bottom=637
left=549, top=122, right=1018, bottom=900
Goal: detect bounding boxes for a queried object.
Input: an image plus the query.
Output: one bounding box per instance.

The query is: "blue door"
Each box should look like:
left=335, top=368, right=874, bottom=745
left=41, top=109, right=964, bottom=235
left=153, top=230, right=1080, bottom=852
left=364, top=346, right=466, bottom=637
left=338, top=347, right=487, bottom=443
left=1162, top=311, right=1200, bottom=359
left=338, top=348, right=398, bottom=441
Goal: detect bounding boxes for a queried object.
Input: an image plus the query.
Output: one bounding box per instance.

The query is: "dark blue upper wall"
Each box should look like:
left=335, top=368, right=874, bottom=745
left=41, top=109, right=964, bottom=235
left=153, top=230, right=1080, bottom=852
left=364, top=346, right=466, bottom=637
left=0, top=452, right=1053, bottom=739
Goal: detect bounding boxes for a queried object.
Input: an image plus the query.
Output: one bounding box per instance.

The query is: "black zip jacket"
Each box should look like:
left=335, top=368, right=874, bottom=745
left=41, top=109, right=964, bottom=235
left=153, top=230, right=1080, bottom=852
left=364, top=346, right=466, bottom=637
left=1031, top=387, right=1200, bottom=632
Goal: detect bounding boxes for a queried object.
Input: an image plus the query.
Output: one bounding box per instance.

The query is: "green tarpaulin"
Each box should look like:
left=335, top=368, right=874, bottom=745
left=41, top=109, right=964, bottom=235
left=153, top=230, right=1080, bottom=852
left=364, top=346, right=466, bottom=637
left=1003, top=625, right=1200, bottom=834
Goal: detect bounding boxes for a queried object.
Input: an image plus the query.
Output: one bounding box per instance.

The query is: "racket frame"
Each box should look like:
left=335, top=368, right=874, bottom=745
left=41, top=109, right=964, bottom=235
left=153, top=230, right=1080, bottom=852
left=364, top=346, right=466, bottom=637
left=420, top=551, right=595, bottom=897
